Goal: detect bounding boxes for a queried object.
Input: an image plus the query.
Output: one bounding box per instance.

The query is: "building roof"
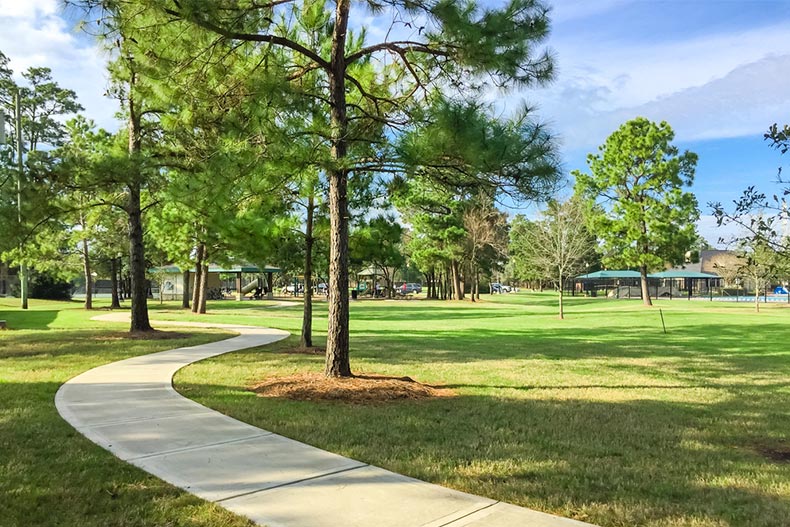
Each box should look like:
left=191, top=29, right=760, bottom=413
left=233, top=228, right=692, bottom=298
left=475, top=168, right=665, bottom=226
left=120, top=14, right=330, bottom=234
left=648, top=270, right=720, bottom=279
left=152, top=263, right=281, bottom=274
left=575, top=270, right=642, bottom=279
left=356, top=265, right=395, bottom=277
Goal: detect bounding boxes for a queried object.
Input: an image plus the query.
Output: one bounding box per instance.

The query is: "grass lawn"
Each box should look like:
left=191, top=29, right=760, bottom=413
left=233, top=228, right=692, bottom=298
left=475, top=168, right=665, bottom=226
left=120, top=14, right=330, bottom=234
left=168, top=293, right=790, bottom=527
left=0, top=297, right=256, bottom=527
left=2, top=294, right=789, bottom=527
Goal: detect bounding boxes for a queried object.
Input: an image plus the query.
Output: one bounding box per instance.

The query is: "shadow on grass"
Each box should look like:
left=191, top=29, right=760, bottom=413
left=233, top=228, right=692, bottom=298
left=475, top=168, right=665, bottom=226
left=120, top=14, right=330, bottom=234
left=0, top=378, right=256, bottom=527
left=0, top=309, right=60, bottom=330
left=177, top=380, right=790, bottom=527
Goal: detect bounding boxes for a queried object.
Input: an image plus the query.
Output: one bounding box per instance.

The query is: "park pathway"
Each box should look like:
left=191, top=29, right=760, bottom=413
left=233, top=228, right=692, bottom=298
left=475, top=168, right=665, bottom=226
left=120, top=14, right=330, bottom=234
left=56, top=313, right=596, bottom=527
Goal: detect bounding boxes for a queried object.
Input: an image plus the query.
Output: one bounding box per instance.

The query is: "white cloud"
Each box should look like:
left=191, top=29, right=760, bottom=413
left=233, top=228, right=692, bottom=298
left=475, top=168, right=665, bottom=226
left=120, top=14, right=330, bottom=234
left=0, top=1, right=119, bottom=132
left=514, top=20, right=790, bottom=150
left=551, top=54, right=790, bottom=148
left=0, top=0, right=58, bottom=18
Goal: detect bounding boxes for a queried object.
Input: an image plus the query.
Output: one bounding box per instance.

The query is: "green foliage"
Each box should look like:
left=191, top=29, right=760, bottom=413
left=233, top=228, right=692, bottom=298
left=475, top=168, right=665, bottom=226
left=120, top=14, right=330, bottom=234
left=24, top=270, right=73, bottom=300
left=393, top=177, right=467, bottom=275
left=17, top=67, right=84, bottom=150
left=397, top=99, right=560, bottom=203
left=350, top=214, right=405, bottom=278
left=0, top=50, right=85, bottom=273
left=573, top=117, right=700, bottom=271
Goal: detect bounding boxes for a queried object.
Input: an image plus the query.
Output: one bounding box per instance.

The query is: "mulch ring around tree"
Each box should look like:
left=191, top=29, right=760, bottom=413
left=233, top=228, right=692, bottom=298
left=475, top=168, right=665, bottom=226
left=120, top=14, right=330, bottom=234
left=97, top=330, right=201, bottom=341
left=249, top=373, right=455, bottom=404
left=274, top=346, right=326, bottom=355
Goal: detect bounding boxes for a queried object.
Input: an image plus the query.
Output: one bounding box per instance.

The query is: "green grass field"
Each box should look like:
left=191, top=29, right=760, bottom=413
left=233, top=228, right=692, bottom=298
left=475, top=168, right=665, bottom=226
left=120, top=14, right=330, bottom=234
left=2, top=293, right=789, bottom=527
left=172, top=294, right=790, bottom=527
left=0, top=297, right=256, bottom=527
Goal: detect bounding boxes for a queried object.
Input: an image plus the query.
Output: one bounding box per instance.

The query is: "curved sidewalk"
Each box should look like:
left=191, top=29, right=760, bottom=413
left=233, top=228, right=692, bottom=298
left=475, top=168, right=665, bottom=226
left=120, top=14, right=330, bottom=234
left=56, top=314, right=596, bottom=527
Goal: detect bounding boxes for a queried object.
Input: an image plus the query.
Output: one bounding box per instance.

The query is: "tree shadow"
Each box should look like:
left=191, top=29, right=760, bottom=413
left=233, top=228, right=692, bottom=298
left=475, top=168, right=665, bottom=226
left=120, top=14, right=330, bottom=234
left=177, top=380, right=790, bottom=527
left=0, top=309, right=60, bottom=331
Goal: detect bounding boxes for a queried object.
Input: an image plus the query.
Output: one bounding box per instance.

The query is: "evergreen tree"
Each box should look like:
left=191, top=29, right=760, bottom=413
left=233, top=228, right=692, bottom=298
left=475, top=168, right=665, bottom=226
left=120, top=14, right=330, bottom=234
left=573, top=118, right=699, bottom=306
left=0, top=50, right=84, bottom=308
left=350, top=215, right=405, bottom=299
left=141, top=0, right=559, bottom=376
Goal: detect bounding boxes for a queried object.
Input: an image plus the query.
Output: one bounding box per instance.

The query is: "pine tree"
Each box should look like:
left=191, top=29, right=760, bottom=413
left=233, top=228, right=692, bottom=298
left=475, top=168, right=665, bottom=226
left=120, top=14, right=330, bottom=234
left=573, top=118, right=699, bottom=306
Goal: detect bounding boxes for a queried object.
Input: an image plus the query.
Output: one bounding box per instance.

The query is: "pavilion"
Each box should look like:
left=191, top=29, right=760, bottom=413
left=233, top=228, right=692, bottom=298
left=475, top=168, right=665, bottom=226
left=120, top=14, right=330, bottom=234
left=573, top=269, right=721, bottom=299
left=647, top=270, right=720, bottom=300
left=151, top=263, right=281, bottom=301
left=573, top=270, right=641, bottom=298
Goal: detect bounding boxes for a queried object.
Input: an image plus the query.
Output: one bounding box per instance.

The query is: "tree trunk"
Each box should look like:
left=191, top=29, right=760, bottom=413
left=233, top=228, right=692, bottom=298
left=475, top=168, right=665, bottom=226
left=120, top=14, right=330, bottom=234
left=127, top=69, right=152, bottom=332
left=81, top=217, right=92, bottom=310
left=558, top=272, right=564, bottom=319
left=191, top=244, right=204, bottom=313
left=123, top=273, right=130, bottom=301
left=301, top=194, right=314, bottom=348
left=110, top=257, right=121, bottom=309
left=324, top=0, right=352, bottom=378
left=640, top=265, right=653, bottom=306
left=451, top=260, right=463, bottom=300
left=182, top=270, right=190, bottom=309
left=128, top=181, right=151, bottom=330
left=469, top=265, right=476, bottom=302
left=198, top=259, right=209, bottom=314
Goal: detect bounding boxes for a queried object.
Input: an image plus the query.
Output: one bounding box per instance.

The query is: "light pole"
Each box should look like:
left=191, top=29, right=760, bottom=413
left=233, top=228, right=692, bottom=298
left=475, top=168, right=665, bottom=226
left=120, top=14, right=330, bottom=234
left=14, top=88, right=28, bottom=309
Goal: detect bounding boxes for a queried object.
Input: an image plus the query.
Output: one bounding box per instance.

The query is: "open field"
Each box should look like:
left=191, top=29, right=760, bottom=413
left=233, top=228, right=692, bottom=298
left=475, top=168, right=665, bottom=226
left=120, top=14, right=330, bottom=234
left=2, top=293, right=789, bottom=527
left=171, top=293, right=790, bottom=527
left=0, top=297, right=255, bottom=527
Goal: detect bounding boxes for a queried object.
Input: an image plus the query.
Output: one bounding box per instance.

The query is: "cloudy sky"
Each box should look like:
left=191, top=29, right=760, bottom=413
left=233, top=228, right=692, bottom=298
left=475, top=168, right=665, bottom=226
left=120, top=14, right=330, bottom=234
left=1, top=0, right=788, bottom=244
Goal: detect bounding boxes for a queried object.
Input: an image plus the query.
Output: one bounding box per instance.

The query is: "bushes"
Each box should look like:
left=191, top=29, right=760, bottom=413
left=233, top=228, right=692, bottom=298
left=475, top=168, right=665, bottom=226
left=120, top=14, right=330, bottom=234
left=9, top=270, right=73, bottom=300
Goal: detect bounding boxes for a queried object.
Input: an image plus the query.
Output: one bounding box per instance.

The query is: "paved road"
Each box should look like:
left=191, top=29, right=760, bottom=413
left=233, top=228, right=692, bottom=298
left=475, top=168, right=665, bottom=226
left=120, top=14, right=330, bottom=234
left=56, top=314, right=596, bottom=527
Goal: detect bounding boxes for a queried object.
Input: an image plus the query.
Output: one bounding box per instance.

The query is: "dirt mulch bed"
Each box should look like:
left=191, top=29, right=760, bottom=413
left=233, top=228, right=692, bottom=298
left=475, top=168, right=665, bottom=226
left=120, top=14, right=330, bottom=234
left=249, top=373, right=455, bottom=404
left=274, top=346, right=326, bottom=355
left=96, top=330, right=199, bottom=341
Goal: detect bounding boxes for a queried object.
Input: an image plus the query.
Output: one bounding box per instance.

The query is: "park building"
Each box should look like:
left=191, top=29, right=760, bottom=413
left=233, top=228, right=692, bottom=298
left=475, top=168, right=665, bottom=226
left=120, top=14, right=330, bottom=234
left=572, top=249, right=789, bottom=301
left=148, top=263, right=281, bottom=302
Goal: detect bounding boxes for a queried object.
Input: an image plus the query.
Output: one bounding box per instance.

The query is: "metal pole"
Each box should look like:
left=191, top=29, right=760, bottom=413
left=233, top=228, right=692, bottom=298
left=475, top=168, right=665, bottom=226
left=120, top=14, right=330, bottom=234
left=15, top=89, right=28, bottom=310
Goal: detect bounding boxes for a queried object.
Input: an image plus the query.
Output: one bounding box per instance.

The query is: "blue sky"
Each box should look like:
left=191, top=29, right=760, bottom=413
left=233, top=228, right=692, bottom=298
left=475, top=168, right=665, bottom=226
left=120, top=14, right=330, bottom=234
left=1, top=0, right=788, bottom=245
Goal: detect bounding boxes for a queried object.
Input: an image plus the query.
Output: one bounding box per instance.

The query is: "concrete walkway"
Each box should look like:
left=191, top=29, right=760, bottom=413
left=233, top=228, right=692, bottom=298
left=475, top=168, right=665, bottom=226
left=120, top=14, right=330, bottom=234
left=56, top=314, right=596, bottom=527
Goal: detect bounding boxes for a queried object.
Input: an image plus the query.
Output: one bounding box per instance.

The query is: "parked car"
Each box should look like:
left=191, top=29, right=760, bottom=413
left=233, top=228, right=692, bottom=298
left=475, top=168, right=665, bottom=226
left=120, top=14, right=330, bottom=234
left=396, top=282, right=422, bottom=294
left=491, top=283, right=512, bottom=293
